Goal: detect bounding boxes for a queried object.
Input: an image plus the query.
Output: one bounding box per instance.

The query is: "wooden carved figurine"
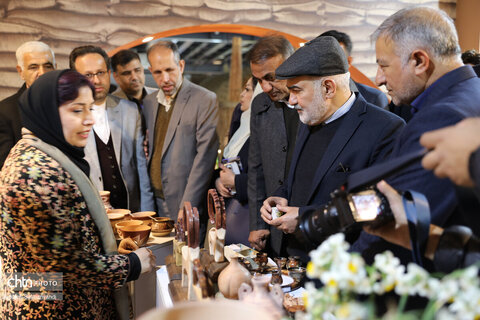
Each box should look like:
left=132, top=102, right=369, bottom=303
left=174, top=209, right=186, bottom=266
left=207, top=189, right=226, bottom=262
left=192, top=258, right=213, bottom=300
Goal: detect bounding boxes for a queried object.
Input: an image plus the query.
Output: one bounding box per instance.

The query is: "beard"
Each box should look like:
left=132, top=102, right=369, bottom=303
left=299, top=85, right=327, bottom=126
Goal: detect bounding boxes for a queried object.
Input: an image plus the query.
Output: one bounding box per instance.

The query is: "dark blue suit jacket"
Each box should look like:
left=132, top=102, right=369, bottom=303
left=352, top=66, right=480, bottom=264
left=355, top=82, right=389, bottom=109
left=275, top=93, right=405, bottom=218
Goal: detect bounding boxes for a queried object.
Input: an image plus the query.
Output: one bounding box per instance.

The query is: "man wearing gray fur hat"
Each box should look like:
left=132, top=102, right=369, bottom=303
left=259, top=36, right=405, bottom=260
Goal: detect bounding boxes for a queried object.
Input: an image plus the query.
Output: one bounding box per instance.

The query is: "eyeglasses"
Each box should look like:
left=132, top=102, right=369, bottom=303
left=84, top=71, right=108, bottom=79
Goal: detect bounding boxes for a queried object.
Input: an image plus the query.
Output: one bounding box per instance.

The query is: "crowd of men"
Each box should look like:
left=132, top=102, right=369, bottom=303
left=1, top=6, right=480, bottom=269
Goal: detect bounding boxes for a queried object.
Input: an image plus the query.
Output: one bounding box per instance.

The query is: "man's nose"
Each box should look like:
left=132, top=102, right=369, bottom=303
left=288, top=93, right=297, bottom=106
left=260, top=80, right=272, bottom=93
left=375, top=67, right=386, bottom=87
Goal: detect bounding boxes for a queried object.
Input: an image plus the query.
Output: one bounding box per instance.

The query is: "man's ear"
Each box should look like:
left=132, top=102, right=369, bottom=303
left=16, top=65, right=24, bottom=80
left=410, top=50, right=430, bottom=76
left=323, top=78, right=337, bottom=99
left=178, top=59, right=185, bottom=74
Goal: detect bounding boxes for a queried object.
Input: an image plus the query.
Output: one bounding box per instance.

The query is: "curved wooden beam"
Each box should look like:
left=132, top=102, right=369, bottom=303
left=108, top=23, right=379, bottom=89
left=109, top=23, right=306, bottom=56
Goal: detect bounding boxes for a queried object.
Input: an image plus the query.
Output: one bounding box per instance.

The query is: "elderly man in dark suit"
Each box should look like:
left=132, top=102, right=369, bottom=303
left=260, top=36, right=405, bottom=261
left=318, top=30, right=389, bottom=109
left=0, top=41, right=56, bottom=168
left=247, top=35, right=299, bottom=256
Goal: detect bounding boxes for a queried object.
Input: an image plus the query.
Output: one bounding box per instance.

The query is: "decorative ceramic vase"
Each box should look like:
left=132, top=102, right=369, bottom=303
left=217, top=257, right=251, bottom=299
left=99, top=190, right=113, bottom=211
left=238, top=275, right=284, bottom=319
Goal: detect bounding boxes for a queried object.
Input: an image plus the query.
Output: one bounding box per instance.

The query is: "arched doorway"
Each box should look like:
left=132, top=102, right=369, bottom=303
left=108, top=23, right=376, bottom=88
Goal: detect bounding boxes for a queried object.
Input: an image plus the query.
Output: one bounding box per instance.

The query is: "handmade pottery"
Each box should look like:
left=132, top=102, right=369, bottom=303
left=217, top=257, right=251, bottom=299
left=119, top=224, right=151, bottom=246
left=238, top=274, right=284, bottom=319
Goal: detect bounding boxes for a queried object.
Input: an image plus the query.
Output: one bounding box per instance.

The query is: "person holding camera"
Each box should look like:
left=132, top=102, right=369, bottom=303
left=259, top=36, right=405, bottom=262
left=351, top=8, right=480, bottom=266
left=364, top=118, right=480, bottom=273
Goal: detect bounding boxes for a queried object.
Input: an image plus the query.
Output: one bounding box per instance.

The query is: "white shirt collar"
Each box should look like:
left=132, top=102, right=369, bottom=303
left=156, top=78, right=183, bottom=112
left=324, top=92, right=355, bottom=124
left=92, top=101, right=110, bottom=144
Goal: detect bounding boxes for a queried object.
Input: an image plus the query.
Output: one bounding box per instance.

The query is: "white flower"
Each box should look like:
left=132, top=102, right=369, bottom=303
left=395, top=263, right=430, bottom=296
left=371, top=251, right=404, bottom=295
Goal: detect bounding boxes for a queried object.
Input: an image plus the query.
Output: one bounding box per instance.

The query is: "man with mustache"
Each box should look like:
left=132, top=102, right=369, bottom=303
left=69, top=45, right=154, bottom=213
left=143, top=41, right=218, bottom=225
left=247, top=35, right=299, bottom=257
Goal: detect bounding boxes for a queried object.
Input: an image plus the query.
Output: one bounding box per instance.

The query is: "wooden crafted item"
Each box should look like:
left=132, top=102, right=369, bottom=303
left=180, top=201, right=200, bottom=301
left=207, top=189, right=226, bottom=262
left=174, top=210, right=186, bottom=266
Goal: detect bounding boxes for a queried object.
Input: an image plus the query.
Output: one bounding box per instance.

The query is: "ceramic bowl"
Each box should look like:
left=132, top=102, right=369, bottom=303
left=120, top=225, right=151, bottom=247
left=107, top=208, right=131, bottom=215
left=116, top=220, right=143, bottom=239
left=130, top=211, right=156, bottom=226
left=151, top=217, right=174, bottom=236
left=107, top=212, right=126, bottom=236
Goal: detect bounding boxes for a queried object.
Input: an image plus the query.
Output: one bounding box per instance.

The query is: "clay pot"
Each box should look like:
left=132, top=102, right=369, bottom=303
left=130, top=211, right=156, bottom=226
left=120, top=225, right=151, bottom=247
left=107, top=212, right=126, bottom=236
left=217, top=257, right=251, bottom=299
left=151, top=217, right=174, bottom=236
left=116, top=220, right=143, bottom=239
left=238, top=275, right=284, bottom=319
left=99, top=190, right=113, bottom=211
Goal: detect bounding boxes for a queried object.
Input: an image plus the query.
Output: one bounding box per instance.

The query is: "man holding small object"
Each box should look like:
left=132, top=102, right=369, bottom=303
left=260, top=36, right=404, bottom=260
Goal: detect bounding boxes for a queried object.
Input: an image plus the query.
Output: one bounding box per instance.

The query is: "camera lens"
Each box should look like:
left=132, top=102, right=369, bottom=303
left=297, top=204, right=342, bottom=247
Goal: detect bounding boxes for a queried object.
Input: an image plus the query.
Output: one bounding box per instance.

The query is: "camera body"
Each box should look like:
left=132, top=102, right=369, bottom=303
left=298, top=186, right=392, bottom=246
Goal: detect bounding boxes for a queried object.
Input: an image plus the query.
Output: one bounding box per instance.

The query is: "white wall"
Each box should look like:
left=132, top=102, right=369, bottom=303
left=0, top=0, right=453, bottom=100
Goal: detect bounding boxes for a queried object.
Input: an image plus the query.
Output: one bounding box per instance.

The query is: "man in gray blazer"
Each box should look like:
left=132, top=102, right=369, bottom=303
left=111, top=49, right=156, bottom=157
left=247, top=35, right=299, bottom=257
left=70, top=46, right=154, bottom=212
left=143, top=41, right=218, bottom=223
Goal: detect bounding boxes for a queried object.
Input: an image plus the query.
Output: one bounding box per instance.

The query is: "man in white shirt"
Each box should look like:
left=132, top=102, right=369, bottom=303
left=69, top=45, right=154, bottom=212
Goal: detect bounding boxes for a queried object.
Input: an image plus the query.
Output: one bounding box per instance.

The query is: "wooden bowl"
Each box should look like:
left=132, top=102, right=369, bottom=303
left=130, top=211, right=156, bottom=226
left=151, top=217, right=174, bottom=236
left=116, top=220, right=143, bottom=239
left=120, top=225, right=151, bottom=247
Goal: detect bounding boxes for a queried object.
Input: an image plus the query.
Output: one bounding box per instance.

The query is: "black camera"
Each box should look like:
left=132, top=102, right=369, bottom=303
left=298, top=186, right=392, bottom=246
left=296, top=149, right=427, bottom=247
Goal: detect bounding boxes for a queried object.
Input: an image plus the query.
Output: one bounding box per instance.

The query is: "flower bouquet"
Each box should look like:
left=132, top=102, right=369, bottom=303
left=296, top=234, right=480, bottom=320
